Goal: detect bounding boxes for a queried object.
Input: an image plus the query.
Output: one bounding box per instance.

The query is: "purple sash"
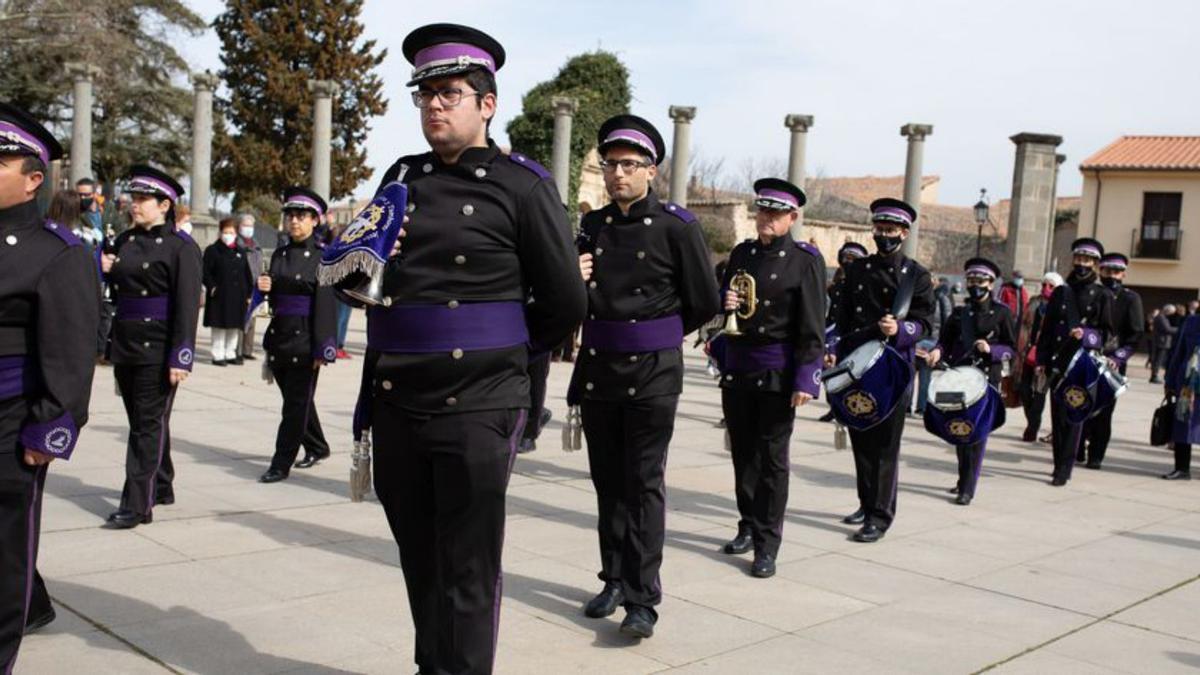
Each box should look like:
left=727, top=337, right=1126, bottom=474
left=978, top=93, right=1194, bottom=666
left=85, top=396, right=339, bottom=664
left=724, top=342, right=792, bottom=372
left=116, top=296, right=169, bottom=321
left=582, top=315, right=684, bottom=353
left=368, top=301, right=529, bottom=353
left=0, top=355, right=37, bottom=400
left=272, top=294, right=312, bottom=317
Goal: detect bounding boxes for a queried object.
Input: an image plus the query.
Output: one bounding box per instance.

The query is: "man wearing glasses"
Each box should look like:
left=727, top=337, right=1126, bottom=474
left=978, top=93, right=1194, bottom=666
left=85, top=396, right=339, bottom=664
left=571, top=114, right=719, bottom=637
left=364, top=23, right=585, bottom=675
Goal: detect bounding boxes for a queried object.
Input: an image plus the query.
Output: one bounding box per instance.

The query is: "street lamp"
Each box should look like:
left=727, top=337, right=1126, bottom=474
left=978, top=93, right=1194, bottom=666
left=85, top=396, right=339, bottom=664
left=973, top=188, right=990, bottom=257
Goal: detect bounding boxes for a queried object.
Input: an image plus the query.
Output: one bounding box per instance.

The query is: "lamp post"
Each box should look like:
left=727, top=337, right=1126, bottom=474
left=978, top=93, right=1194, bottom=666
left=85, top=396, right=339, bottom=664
left=974, top=188, right=990, bottom=257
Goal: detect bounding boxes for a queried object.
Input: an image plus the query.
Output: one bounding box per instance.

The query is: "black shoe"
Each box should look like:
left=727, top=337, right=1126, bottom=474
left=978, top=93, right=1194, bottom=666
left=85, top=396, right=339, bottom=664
left=750, top=552, right=776, bottom=578
left=1022, top=428, right=1037, bottom=442
left=1085, top=461, right=1102, bottom=470
left=955, top=493, right=973, bottom=506
left=722, top=528, right=753, bottom=555
left=212, top=359, right=227, bottom=367
left=842, top=508, right=866, bottom=525
left=294, top=452, right=329, bottom=469
left=258, top=468, right=289, bottom=483
left=231, top=356, right=244, bottom=366
left=619, top=605, right=657, bottom=638
left=1050, top=477, right=1067, bottom=486
left=539, top=408, right=552, bottom=428
left=23, top=607, right=56, bottom=635
left=1163, top=470, right=1192, bottom=481
left=243, top=354, right=257, bottom=361
left=818, top=410, right=836, bottom=423
left=105, top=509, right=151, bottom=529
left=516, top=438, right=537, bottom=454
left=583, top=583, right=624, bottom=619
left=154, top=493, right=175, bottom=506
left=853, top=523, right=885, bottom=543
left=1149, top=377, right=1162, bottom=384
left=946, top=485, right=960, bottom=494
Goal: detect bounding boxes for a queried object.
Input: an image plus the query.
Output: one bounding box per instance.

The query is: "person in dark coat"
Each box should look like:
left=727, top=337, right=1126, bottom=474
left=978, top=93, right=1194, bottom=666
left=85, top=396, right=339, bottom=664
left=1163, top=314, right=1200, bottom=480
left=1150, top=304, right=1180, bottom=383
left=202, top=218, right=254, bottom=366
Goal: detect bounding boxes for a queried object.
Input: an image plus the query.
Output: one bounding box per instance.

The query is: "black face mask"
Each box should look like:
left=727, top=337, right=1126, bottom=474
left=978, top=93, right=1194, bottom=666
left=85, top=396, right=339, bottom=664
left=967, top=286, right=990, bottom=302
left=1101, top=277, right=1122, bottom=291
left=79, top=197, right=94, bottom=210
left=873, top=234, right=903, bottom=255
left=1073, top=264, right=1095, bottom=280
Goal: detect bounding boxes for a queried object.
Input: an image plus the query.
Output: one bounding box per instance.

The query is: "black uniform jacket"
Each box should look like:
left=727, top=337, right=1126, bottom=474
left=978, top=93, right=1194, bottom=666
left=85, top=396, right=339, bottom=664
left=833, top=251, right=935, bottom=362
left=1035, top=274, right=1114, bottom=375
left=936, top=298, right=1017, bottom=386
left=264, top=234, right=338, bottom=365
left=1105, top=285, right=1144, bottom=370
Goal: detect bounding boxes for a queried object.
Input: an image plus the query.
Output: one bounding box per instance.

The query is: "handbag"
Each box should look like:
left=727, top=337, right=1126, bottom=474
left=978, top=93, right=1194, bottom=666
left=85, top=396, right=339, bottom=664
left=1150, top=395, right=1175, bottom=447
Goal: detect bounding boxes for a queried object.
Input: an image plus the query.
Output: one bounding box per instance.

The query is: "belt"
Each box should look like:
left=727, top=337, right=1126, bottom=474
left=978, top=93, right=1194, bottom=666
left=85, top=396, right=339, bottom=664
left=724, top=342, right=791, bottom=372
left=367, top=301, right=529, bottom=353
left=116, top=296, right=168, bottom=321
left=581, top=315, right=683, bottom=353
left=0, top=355, right=37, bottom=400
left=272, top=294, right=312, bottom=317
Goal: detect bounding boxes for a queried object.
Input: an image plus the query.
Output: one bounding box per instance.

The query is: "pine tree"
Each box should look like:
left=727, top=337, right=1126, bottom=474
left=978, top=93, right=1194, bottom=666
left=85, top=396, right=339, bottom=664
left=212, top=0, right=387, bottom=206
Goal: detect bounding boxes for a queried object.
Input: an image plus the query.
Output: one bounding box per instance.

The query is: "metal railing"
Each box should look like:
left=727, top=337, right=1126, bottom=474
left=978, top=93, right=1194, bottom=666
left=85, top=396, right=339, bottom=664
left=1130, top=226, right=1183, bottom=260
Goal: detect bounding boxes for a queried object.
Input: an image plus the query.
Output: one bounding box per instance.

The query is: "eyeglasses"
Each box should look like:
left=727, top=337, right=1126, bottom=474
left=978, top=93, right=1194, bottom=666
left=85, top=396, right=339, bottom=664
left=599, top=159, right=652, bottom=173
left=411, top=87, right=482, bottom=109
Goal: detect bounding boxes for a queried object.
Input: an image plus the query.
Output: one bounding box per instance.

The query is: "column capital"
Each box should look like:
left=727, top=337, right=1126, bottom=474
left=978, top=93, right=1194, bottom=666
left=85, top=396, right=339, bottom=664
left=307, top=79, right=342, bottom=98
left=784, top=114, right=814, bottom=132
left=900, top=123, right=934, bottom=141
left=550, top=96, right=578, bottom=116
left=192, top=72, right=220, bottom=92
left=668, top=105, right=697, bottom=123
left=65, top=62, right=101, bottom=82
left=1009, top=132, right=1062, bottom=147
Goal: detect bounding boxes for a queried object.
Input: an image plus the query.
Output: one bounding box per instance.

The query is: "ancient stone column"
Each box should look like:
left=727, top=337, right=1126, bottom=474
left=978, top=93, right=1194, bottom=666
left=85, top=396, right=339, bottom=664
left=899, top=123, right=933, bottom=257
left=307, top=80, right=341, bottom=201
left=66, top=63, right=101, bottom=185
left=668, top=105, right=696, bottom=206
left=1004, top=133, right=1064, bottom=277
left=785, top=114, right=814, bottom=235
left=549, top=96, right=577, bottom=205
left=190, top=73, right=220, bottom=222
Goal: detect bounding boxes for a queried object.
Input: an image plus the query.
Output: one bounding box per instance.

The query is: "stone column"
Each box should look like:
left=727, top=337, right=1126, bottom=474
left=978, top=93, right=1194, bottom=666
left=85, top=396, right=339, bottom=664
left=190, top=73, right=219, bottom=223
left=307, top=80, right=341, bottom=201
left=549, top=96, right=577, bottom=205
left=1004, top=133, right=1064, bottom=277
left=668, top=105, right=696, bottom=206
left=784, top=114, right=814, bottom=235
left=66, top=63, right=100, bottom=185
left=899, top=123, right=933, bottom=258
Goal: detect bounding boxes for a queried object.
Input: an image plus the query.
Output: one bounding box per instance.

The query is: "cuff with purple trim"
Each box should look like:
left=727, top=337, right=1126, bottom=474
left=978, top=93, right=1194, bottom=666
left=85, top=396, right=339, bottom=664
left=793, top=359, right=822, bottom=397
left=316, top=338, right=338, bottom=363
left=20, top=413, right=79, bottom=460
left=1079, top=328, right=1101, bottom=350
left=892, top=320, right=922, bottom=351
left=1109, top=346, right=1132, bottom=366
left=989, top=344, right=1015, bottom=363
left=168, top=343, right=195, bottom=371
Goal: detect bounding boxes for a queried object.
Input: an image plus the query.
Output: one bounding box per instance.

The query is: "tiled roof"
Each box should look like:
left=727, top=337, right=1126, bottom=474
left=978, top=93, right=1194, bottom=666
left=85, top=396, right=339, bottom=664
left=1080, top=136, right=1200, bottom=171
left=809, top=175, right=940, bottom=207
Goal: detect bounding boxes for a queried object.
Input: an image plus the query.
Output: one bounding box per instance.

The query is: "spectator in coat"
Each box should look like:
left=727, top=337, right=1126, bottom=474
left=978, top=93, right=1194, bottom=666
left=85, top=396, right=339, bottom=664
left=202, top=218, right=254, bottom=366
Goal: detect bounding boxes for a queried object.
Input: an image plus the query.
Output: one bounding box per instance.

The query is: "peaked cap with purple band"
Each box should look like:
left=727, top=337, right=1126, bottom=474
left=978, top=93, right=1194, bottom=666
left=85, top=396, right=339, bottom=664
left=869, top=197, right=917, bottom=228
left=839, top=241, right=869, bottom=262
left=597, top=114, right=666, bottom=166
left=963, top=256, right=1001, bottom=280
left=1099, top=252, right=1129, bottom=270
left=282, top=186, right=328, bottom=217
left=753, top=177, right=807, bottom=211
left=1071, top=236, right=1104, bottom=259
left=125, top=164, right=184, bottom=202
left=402, top=23, right=506, bottom=87
left=0, top=101, right=63, bottom=165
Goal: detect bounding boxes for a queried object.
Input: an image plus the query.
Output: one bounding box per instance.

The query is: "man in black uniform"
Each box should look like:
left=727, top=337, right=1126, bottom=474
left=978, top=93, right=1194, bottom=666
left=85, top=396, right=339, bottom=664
left=360, top=25, right=585, bottom=675
left=570, top=113, right=718, bottom=637
left=924, top=257, right=1016, bottom=505
left=833, top=198, right=934, bottom=542
left=1035, top=237, right=1114, bottom=486
left=258, top=187, right=338, bottom=483
left=716, top=178, right=825, bottom=578
left=0, top=102, right=99, bottom=672
left=1080, top=252, right=1143, bottom=470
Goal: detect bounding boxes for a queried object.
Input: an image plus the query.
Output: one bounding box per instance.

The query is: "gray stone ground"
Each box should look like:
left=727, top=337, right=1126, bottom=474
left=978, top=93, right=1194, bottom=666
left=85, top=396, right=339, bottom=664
left=16, top=313, right=1200, bottom=674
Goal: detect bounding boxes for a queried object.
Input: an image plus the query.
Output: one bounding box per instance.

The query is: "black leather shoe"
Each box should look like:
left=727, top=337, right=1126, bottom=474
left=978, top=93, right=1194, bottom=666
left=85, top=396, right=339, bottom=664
left=853, top=523, right=885, bottom=543
left=750, top=552, right=776, bottom=578
left=231, top=356, right=244, bottom=366
left=1163, top=470, right=1192, bottom=481
left=258, top=468, right=289, bottom=483
left=955, top=493, right=972, bottom=506
left=1022, top=428, right=1037, bottom=442
left=294, top=452, right=329, bottom=469
left=946, top=485, right=960, bottom=494
left=105, top=509, right=151, bottom=529
left=842, top=508, right=866, bottom=525
left=539, top=408, right=552, bottom=428
left=583, top=583, right=624, bottom=618
left=23, top=607, right=56, bottom=635
left=723, top=528, right=753, bottom=555
left=243, top=354, right=257, bottom=361
left=516, top=438, right=537, bottom=454
left=1050, top=477, right=1067, bottom=487
left=818, top=410, right=835, bottom=423
left=1085, top=461, right=1102, bottom=470
left=619, top=605, right=657, bottom=638
left=212, top=359, right=226, bottom=367
left=154, top=493, right=175, bottom=506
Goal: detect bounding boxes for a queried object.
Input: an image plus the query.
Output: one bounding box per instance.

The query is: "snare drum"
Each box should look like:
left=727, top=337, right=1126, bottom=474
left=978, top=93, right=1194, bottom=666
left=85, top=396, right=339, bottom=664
left=1054, top=348, right=1102, bottom=424
left=1091, top=354, right=1129, bottom=417
left=823, top=340, right=913, bottom=430
left=923, top=366, right=1004, bottom=445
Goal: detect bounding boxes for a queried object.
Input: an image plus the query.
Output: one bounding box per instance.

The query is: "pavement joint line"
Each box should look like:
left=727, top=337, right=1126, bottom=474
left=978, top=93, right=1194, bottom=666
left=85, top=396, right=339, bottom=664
left=971, top=574, right=1200, bottom=673
left=48, top=595, right=183, bottom=674
left=1107, top=617, right=1200, bottom=647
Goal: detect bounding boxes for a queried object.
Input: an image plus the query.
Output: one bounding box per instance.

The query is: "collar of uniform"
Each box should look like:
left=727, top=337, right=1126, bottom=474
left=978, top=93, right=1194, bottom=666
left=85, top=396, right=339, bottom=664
left=618, top=189, right=660, bottom=221
left=437, top=139, right=501, bottom=171
left=0, top=198, right=41, bottom=231
left=757, top=232, right=794, bottom=252
left=871, top=250, right=905, bottom=267
left=287, top=234, right=316, bottom=249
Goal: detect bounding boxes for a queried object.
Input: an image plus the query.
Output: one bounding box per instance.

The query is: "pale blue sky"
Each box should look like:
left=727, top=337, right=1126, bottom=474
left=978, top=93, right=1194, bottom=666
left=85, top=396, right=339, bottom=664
left=179, top=0, right=1200, bottom=206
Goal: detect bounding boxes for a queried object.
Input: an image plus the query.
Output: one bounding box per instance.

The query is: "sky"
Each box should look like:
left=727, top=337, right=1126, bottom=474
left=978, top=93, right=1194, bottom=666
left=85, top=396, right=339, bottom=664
left=178, top=0, right=1200, bottom=207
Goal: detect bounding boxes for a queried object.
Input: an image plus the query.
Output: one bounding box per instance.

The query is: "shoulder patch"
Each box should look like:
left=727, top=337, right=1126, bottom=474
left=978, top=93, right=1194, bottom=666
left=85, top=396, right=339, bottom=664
left=508, top=152, right=552, bottom=180
left=795, top=241, right=820, bottom=257
left=663, top=202, right=697, bottom=224
left=43, top=221, right=82, bottom=247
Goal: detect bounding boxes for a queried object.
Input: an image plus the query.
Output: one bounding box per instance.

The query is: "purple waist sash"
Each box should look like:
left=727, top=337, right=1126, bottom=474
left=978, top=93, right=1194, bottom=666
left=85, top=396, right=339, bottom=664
left=272, top=294, right=312, bottom=317
left=582, top=315, right=684, bottom=353
left=0, top=355, right=37, bottom=400
left=367, top=301, right=529, bottom=353
left=725, top=342, right=792, bottom=372
left=116, top=296, right=169, bottom=321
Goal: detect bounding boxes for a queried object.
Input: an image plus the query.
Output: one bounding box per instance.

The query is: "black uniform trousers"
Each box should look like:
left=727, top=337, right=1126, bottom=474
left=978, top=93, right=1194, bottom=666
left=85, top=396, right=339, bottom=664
left=1082, top=364, right=1124, bottom=465
left=268, top=364, right=328, bottom=472
left=1173, top=443, right=1193, bottom=472
left=722, top=390, right=795, bottom=557
left=1049, top=398, right=1081, bottom=483
left=582, top=394, right=678, bottom=609
left=115, top=365, right=177, bottom=516
left=954, top=441, right=987, bottom=498
left=0, top=398, right=49, bottom=673
left=1019, top=367, right=1048, bottom=434
left=848, top=390, right=910, bottom=530
left=373, top=405, right=526, bottom=675
left=522, top=354, right=550, bottom=443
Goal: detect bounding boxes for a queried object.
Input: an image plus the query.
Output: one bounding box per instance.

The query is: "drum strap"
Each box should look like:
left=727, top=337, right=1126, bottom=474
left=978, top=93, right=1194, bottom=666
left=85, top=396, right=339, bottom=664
left=890, top=263, right=918, bottom=320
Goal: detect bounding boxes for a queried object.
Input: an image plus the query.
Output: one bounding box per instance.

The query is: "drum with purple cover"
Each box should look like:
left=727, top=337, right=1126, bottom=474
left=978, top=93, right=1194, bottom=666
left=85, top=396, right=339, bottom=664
left=1054, top=348, right=1103, bottom=424
left=923, top=366, right=1004, bottom=445
left=823, top=340, right=913, bottom=431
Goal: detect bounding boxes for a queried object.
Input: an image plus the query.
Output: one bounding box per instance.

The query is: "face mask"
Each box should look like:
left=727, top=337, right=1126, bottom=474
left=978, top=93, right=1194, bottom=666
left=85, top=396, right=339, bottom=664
left=1041, top=284, right=1054, bottom=299
left=239, top=225, right=255, bottom=239
left=178, top=221, right=193, bottom=235
left=220, top=232, right=236, bottom=246
left=967, top=285, right=990, bottom=302
left=79, top=197, right=94, bottom=210
left=873, top=234, right=903, bottom=255
left=1073, top=264, right=1095, bottom=279
left=1101, top=277, right=1122, bottom=291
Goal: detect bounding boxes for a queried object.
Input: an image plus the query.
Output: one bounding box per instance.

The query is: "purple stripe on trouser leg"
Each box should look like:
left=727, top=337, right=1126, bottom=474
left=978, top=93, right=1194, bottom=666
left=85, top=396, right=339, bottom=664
left=147, top=386, right=177, bottom=514
left=491, top=408, right=527, bottom=663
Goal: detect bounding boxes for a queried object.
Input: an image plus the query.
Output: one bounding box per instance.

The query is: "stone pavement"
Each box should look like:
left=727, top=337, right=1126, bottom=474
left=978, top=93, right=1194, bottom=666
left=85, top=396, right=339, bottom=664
left=17, top=314, right=1200, bottom=674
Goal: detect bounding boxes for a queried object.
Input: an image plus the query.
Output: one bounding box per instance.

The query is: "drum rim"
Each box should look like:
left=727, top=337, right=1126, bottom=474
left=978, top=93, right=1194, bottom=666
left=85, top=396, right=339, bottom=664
left=825, top=340, right=886, bottom=394
left=928, top=366, right=988, bottom=410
